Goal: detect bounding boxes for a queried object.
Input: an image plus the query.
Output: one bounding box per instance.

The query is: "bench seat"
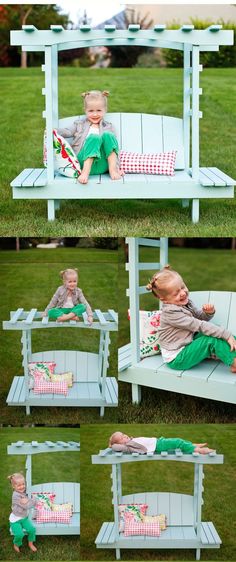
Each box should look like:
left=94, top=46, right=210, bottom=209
left=6, top=349, right=118, bottom=414
left=95, top=521, right=221, bottom=550
left=10, top=113, right=235, bottom=222
left=118, top=290, right=236, bottom=404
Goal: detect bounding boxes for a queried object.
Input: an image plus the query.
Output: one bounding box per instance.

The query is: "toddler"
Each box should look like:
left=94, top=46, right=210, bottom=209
left=8, top=473, right=37, bottom=553
left=146, top=265, right=236, bottom=372
left=109, top=432, right=214, bottom=455
left=43, top=268, right=93, bottom=323
left=58, top=90, right=124, bottom=184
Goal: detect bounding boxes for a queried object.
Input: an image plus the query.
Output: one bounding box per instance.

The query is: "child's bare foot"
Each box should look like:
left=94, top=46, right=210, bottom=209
left=109, top=167, right=124, bottom=180
left=230, top=358, right=236, bottom=373
left=73, top=315, right=80, bottom=321
left=78, top=170, right=89, bottom=184
left=194, top=446, right=215, bottom=454
left=14, top=545, right=20, bottom=553
left=28, top=542, right=37, bottom=552
left=57, top=312, right=76, bottom=322
left=193, top=442, right=208, bottom=448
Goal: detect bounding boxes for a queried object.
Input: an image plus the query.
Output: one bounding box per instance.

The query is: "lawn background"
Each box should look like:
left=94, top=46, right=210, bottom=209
left=1, top=67, right=236, bottom=236
left=0, top=246, right=118, bottom=424
left=118, top=243, right=236, bottom=423
left=0, top=426, right=80, bottom=561
left=80, top=423, right=236, bottom=561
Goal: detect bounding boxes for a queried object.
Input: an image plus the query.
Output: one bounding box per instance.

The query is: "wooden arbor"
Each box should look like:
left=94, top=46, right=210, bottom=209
left=10, top=25, right=235, bottom=222
left=3, top=308, right=118, bottom=416
left=8, top=440, right=80, bottom=535
left=92, top=447, right=223, bottom=559
left=118, top=237, right=236, bottom=404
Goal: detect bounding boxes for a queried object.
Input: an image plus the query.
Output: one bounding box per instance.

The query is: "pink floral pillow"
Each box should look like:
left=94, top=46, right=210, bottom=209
left=118, top=503, right=148, bottom=532
left=128, top=310, right=161, bottom=358
left=31, top=492, right=56, bottom=511
left=119, top=150, right=177, bottom=176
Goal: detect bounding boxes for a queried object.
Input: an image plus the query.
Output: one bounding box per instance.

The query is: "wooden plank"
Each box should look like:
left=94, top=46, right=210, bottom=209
left=106, top=113, right=121, bottom=146
left=142, top=114, right=163, bottom=153
left=227, top=292, right=236, bottom=333
left=206, top=521, right=221, bottom=544
left=199, top=167, right=226, bottom=186
left=11, top=169, right=35, bottom=187
left=10, top=308, right=24, bottom=324
left=108, top=309, right=118, bottom=323
left=120, top=113, right=143, bottom=152
left=23, top=169, right=47, bottom=187
left=209, top=167, right=235, bottom=186
left=25, top=308, right=37, bottom=324
left=162, top=116, right=185, bottom=169
left=95, top=309, right=108, bottom=325
left=105, top=377, right=118, bottom=405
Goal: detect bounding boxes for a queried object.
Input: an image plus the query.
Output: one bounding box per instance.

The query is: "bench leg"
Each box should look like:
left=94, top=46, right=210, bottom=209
left=192, top=199, right=200, bottom=223
left=116, top=548, right=121, bottom=560
left=132, top=384, right=141, bottom=404
left=182, top=199, right=190, bottom=208
left=26, top=405, right=30, bottom=415
left=100, top=406, right=105, bottom=417
left=196, top=548, right=201, bottom=560
left=47, top=200, right=55, bottom=221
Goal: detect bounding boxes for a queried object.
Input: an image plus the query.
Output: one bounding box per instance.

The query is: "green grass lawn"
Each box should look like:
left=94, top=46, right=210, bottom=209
left=0, top=247, right=118, bottom=424
left=80, top=423, right=236, bottom=561
left=0, top=426, right=80, bottom=560
left=1, top=67, right=236, bottom=236
left=118, top=245, right=236, bottom=423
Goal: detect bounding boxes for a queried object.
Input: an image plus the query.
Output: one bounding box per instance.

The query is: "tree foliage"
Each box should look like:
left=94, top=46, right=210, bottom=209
left=162, top=18, right=236, bottom=68
left=109, top=10, right=154, bottom=68
left=0, top=5, right=70, bottom=66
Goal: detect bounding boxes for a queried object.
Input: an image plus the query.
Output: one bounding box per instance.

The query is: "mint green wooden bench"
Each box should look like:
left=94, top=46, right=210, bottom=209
left=10, top=25, right=235, bottom=222
left=92, top=447, right=223, bottom=559
left=118, top=237, right=236, bottom=404
left=3, top=308, right=118, bottom=416
left=8, top=440, right=80, bottom=535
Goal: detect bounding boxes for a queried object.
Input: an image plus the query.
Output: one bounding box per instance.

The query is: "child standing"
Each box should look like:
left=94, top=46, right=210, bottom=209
left=8, top=473, right=37, bottom=553
left=58, top=90, right=124, bottom=184
left=109, top=432, right=214, bottom=455
left=146, top=265, right=236, bottom=372
left=43, top=268, right=93, bottom=323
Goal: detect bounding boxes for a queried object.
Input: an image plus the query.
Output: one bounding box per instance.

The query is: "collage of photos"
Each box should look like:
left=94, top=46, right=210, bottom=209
left=0, top=1, right=236, bottom=562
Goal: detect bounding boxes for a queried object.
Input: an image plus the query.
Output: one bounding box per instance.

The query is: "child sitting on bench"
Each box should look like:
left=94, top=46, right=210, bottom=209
left=58, top=90, right=124, bottom=184
left=8, top=472, right=37, bottom=553
left=43, top=268, right=93, bottom=323
left=109, top=432, right=214, bottom=454
left=146, top=265, right=236, bottom=372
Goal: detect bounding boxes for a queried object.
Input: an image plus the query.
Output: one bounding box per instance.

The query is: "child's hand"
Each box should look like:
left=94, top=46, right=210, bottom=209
left=202, top=303, right=215, bottom=315
left=41, top=311, right=47, bottom=317
left=87, top=315, right=93, bottom=325
left=227, top=335, right=236, bottom=351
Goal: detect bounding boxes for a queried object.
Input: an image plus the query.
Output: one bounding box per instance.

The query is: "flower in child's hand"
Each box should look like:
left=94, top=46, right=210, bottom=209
left=202, top=303, right=215, bottom=315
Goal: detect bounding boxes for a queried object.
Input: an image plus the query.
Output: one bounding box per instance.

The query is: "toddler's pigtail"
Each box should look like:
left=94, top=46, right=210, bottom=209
left=81, top=91, right=90, bottom=99
left=102, top=90, right=110, bottom=97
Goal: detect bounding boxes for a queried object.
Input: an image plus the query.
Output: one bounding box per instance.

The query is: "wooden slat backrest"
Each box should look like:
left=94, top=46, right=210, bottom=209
left=122, top=491, right=194, bottom=525
left=58, top=113, right=185, bottom=170
left=190, top=291, right=235, bottom=331
left=31, top=482, right=80, bottom=511
left=31, top=350, right=100, bottom=382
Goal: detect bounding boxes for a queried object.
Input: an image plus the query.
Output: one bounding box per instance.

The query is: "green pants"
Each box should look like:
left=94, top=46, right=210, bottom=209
left=10, top=517, right=36, bottom=546
left=155, top=437, right=195, bottom=454
left=168, top=333, right=236, bottom=370
left=78, top=131, right=119, bottom=175
left=48, top=304, right=86, bottom=320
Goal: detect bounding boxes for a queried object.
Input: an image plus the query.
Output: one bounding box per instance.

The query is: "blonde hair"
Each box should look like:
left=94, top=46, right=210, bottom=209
left=146, top=265, right=181, bottom=298
left=109, top=432, right=127, bottom=448
left=60, top=268, right=78, bottom=283
left=8, top=472, right=25, bottom=488
left=81, top=90, right=109, bottom=111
